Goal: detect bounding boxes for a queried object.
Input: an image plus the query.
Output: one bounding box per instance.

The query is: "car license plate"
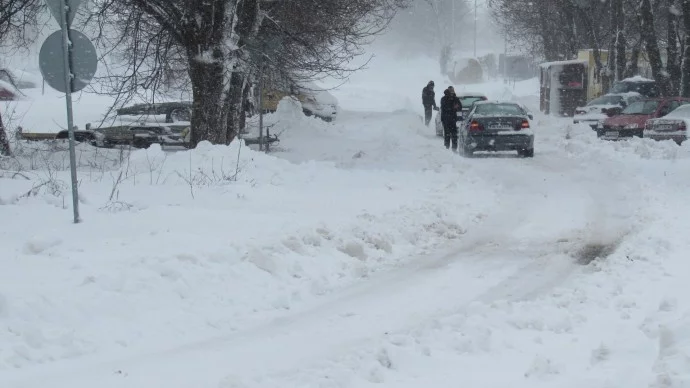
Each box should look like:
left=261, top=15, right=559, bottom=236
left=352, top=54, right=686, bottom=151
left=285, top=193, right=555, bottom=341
left=489, top=124, right=512, bottom=130
left=657, top=124, right=673, bottom=131
left=605, top=131, right=619, bottom=138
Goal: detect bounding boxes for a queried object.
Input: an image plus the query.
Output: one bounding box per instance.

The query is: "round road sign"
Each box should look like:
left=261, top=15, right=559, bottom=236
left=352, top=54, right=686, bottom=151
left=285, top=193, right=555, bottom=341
left=39, top=29, right=98, bottom=93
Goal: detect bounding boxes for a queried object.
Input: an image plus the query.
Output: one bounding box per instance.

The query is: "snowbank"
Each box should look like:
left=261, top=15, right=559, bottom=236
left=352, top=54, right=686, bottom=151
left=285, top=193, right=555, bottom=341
left=0, top=98, right=499, bottom=371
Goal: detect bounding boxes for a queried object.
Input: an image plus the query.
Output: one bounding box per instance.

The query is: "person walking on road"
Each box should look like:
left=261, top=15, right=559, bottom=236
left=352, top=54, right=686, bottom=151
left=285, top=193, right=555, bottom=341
left=422, top=81, right=439, bottom=126
left=440, top=86, right=462, bottom=151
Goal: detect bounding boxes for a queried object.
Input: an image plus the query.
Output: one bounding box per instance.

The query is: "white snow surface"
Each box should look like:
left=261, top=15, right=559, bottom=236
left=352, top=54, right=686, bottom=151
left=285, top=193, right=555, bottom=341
left=2, top=54, right=690, bottom=388
left=621, top=75, right=655, bottom=83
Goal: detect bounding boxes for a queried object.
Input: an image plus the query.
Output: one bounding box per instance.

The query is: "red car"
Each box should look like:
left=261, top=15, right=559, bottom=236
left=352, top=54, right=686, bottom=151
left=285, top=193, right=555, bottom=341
left=597, top=97, right=690, bottom=140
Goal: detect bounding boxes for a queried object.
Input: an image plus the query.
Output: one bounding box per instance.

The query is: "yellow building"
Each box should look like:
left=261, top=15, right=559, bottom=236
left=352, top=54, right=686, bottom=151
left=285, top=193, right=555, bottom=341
left=576, top=49, right=656, bottom=102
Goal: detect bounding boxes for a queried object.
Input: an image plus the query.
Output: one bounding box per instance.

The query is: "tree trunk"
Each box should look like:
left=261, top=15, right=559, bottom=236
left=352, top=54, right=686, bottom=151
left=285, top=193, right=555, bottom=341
left=224, top=0, right=261, bottom=143
left=187, top=51, right=228, bottom=147
left=681, top=0, right=690, bottom=96
left=580, top=10, right=609, bottom=92
left=614, top=0, right=627, bottom=81
left=625, top=42, right=642, bottom=78
left=536, top=0, right=558, bottom=61
left=225, top=70, right=246, bottom=144
left=0, top=110, right=10, bottom=157
left=640, top=0, right=671, bottom=96
left=666, top=1, right=681, bottom=95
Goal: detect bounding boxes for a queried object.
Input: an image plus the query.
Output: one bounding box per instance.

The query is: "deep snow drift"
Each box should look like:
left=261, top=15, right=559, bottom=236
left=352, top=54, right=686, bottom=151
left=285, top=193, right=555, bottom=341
left=2, top=54, right=690, bottom=388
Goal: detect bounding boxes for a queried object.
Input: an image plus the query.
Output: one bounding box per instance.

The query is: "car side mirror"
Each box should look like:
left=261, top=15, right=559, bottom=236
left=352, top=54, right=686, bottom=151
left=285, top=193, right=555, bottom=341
left=527, top=114, right=533, bottom=120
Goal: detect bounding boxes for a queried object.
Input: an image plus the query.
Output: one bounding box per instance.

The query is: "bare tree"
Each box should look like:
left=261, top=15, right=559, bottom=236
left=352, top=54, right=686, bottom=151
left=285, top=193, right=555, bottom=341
left=0, top=0, right=42, bottom=46
left=0, top=107, right=9, bottom=156
left=488, top=0, right=594, bottom=61
left=609, top=0, right=627, bottom=82
left=640, top=0, right=671, bottom=95
left=88, top=0, right=406, bottom=148
left=0, top=0, right=44, bottom=156
left=681, top=0, right=690, bottom=96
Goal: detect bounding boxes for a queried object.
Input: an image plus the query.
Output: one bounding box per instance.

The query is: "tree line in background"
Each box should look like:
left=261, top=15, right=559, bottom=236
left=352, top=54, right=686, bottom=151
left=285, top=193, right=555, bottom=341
left=489, top=0, right=690, bottom=98
left=0, top=0, right=408, bottom=155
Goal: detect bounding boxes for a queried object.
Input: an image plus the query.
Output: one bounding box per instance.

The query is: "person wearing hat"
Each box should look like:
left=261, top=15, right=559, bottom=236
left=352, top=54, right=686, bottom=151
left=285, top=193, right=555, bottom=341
left=440, top=86, right=463, bottom=151
left=421, top=81, right=439, bottom=126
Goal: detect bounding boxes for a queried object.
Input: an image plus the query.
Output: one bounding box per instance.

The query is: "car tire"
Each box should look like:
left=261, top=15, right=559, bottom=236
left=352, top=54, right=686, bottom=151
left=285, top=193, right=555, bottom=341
left=519, top=148, right=534, bottom=158
left=133, top=138, right=151, bottom=149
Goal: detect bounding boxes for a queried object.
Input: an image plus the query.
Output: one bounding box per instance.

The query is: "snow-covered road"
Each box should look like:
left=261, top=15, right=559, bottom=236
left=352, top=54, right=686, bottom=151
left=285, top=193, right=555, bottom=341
left=1, top=237, right=578, bottom=388
left=4, top=62, right=690, bottom=388
left=2, top=98, right=673, bottom=388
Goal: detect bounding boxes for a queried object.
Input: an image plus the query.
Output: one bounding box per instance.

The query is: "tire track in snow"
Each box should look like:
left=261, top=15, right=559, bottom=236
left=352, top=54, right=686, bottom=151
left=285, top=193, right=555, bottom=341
left=1, top=230, right=595, bottom=388
left=2, top=117, right=647, bottom=388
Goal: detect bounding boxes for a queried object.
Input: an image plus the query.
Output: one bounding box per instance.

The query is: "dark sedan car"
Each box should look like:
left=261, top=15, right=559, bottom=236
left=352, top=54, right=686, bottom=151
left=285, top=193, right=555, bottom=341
left=460, top=101, right=535, bottom=157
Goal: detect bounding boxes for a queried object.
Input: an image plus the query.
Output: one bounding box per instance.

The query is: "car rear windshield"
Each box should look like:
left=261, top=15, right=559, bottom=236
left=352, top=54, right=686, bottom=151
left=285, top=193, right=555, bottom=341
left=474, top=103, right=525, bottom=116
left=588, top=95, right=622, bottom=106
left=610, top=81, right=659, bottom=97
left=461, top=96, right=486, bottom=107
left=622, top=101, right=659, bottom=115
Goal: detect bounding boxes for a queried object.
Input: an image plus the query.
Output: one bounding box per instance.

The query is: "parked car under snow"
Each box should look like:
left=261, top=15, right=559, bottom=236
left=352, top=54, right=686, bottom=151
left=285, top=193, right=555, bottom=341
left=262, top=81, right=339, bottom=122
left=643, top=104, right=690, bottom=144
left=0, top=80, right=19, bottom=101
left=597, top=97, right=690, bottom=140
left=573, top=92, right=642, bottom=129
left=608, top=76, right=660, bottom=98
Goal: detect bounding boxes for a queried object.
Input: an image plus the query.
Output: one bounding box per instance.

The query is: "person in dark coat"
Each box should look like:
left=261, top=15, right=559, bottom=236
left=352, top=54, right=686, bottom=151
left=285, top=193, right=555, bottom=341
left=422, top=81, right=439, bottom=126
left=440, top=86, right=462, bottom=151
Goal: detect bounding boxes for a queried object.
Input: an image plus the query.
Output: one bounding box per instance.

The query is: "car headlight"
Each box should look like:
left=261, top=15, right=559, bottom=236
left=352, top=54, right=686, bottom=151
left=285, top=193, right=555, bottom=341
left=624, top=123, right=639, bottom=129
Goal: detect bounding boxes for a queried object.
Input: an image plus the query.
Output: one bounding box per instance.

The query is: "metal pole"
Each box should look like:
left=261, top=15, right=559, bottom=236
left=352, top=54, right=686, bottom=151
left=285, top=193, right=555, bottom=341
left=59, top=0, right=80, bottom=223
left=473, top=0, right=477, bottom=57
left=258, top=62, right=264, bottom=152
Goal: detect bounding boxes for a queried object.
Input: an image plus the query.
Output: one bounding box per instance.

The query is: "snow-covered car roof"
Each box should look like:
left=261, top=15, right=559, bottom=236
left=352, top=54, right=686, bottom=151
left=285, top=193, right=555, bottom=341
left=297, top=81, right=338, bottom=105
left=0, top=68, right=40, bottom=89
left=457, top=92, right=487, bottom=97
left=470, top=101, right=530, bottom=117
left=601, top=92, right=642, bottom=98
left=0, top=79, right=20, bottom=95
left=473, top=100, right=521, bottom=106
left=620, top=75, right=654, bottom=83
left=664, top=104, right=690, bottom=118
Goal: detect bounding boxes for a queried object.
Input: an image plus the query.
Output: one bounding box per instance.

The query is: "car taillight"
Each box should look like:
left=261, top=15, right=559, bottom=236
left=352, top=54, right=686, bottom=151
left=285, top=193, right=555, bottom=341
left=679, top=122, right=687, bottom=131
left=469, top=121, right=482, bottom=131
left=520, top=120, right=530, bottom=129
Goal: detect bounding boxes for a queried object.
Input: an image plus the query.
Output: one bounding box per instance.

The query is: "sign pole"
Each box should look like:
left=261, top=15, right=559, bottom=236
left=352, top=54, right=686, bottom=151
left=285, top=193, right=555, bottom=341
left=59, top=0, right=80, bottom=223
